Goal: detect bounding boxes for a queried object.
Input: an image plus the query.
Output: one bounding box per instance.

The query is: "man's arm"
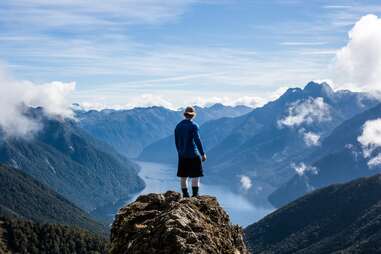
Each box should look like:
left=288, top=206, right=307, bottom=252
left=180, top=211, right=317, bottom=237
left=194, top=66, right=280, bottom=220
left=174, top=127, right=180, bottom=151
left=193, top=124, right=206, bottom=160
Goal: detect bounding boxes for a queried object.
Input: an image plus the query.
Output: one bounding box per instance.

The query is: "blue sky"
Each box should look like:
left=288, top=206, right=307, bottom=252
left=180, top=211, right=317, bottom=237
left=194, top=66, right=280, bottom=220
left=1, top=0, right=381, bottom=109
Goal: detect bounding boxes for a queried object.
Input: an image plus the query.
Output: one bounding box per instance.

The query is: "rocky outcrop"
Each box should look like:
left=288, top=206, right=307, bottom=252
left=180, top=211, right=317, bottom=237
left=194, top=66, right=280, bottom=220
left=110, top=191, right=249, bottom=254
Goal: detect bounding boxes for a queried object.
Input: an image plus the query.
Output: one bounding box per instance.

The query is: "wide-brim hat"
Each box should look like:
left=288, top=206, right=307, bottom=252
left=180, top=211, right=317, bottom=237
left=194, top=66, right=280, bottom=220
left=184, top=106, right=196, bottom=116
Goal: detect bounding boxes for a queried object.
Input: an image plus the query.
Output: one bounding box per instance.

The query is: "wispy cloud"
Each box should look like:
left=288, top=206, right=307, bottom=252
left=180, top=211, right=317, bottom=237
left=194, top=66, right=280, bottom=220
left=280, top=42, right=328, bottom=46
left=323, top=5, right=353, bottom=10
left=240, top=175, right=253, bottom=191
left=0, top=0, right=198, bottom=29
left=278, top=97, right=331, bottom=128
left=292, top=162, right=318, bottom=176
left=302, top=131, right=321, bottom=147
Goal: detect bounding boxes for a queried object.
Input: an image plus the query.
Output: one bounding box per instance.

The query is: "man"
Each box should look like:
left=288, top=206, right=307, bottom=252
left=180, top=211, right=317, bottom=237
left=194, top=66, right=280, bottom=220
left=175, top=106, right=207, bottom=197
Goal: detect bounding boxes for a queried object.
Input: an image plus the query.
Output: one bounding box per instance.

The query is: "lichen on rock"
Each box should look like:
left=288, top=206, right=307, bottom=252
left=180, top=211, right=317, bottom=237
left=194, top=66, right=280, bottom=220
left=110, top=191, right=249, bottom=254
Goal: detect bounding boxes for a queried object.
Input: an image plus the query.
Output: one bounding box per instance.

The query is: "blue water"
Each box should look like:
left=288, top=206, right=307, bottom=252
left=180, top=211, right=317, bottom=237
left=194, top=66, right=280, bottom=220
left=129, top=160, right=273, bottom=227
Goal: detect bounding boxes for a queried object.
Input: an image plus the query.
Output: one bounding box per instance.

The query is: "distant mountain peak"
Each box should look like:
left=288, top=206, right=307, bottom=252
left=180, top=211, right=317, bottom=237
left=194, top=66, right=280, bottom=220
left=303, top=81, right=334, bottom=97
left=208, top=103, right=227, bottom=109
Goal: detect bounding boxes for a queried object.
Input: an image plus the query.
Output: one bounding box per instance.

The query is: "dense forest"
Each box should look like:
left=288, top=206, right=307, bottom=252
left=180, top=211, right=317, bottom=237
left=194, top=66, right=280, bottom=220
left=0, top=218, right=109, bottom=254
left=0, top=165, right=105, bottom=234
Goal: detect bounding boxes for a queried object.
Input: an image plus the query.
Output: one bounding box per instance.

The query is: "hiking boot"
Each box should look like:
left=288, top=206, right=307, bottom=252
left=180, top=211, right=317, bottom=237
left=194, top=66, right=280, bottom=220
left=192, top=187, right=199, bottom=197
left=182, top=188, right=190, bottom=198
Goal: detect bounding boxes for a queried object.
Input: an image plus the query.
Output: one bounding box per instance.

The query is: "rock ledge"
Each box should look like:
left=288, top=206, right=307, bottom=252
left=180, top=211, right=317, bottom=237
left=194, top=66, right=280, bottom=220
left=110, top=191, right=249, bottom=254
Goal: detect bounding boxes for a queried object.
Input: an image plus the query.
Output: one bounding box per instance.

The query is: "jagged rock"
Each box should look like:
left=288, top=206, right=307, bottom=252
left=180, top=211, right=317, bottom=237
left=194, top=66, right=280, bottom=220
left=110, top=191, right=249, bottom=254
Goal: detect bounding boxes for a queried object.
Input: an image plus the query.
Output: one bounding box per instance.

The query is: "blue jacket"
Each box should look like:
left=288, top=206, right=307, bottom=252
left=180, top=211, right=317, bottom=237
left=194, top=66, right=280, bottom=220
left=175, top=119, right=205, bottom=158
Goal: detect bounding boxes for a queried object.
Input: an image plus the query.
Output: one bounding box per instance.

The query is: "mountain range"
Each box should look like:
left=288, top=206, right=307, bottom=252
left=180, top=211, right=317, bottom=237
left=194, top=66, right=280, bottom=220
left=140, top=82, right=379, bottom=206
left=77, top=104, right=252, bottom=158
left=245, top=174, right=381, bottom=253
left=0, top=107, right=144, bottom=213
left=2, top=82, right=381, bottom=253
left=269, top=103, right=381, bottom=207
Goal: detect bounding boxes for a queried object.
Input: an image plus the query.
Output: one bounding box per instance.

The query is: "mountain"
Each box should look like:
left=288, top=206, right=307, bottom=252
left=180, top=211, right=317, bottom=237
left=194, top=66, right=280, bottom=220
left=77, top=106, right=181, bottom=158
left=245, top=174, right=381, bottom=253
left=0, top=217, right=108, bottom=254
left=0, top=107, right=144, bottom=212
left=205, top=82, right=376, bottom=184
left=0, top=164, right=105, bottom=234
left=139, top=114, right=247, bottom=163
left=269, top=103, right=381, bottom=207
left=110, top=191, right=249, bottom=254
left=192, top=103, right=252, bottom=124
left=140, top=82, right=378, bottom=205
left=77, top=104, right=252, bottom=158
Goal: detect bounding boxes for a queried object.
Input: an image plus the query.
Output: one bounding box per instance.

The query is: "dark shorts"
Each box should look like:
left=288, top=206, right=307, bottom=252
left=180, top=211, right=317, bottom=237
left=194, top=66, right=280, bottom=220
left=177, top=156, right=204, bottom=178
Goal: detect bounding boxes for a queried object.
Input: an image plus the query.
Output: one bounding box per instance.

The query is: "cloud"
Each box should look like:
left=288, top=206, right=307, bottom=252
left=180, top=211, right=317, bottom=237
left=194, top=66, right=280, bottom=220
left=240, top=175, right=252, bottom=191
left=358, top=119, right=381, bottom=157
left=278, top=97, right=331, bottom=127
left=0, top=65, right=75, bottom=137
left=292, top=162, right=318, bottom=176
left=323, top=5, right=353, bottom=10
left=0, top=0, right=198, bottom=29
left=358, top=118, right=381, bottom=167
left=333, top=14, right=381, bottom=91
left=303, top=131, right=321, bottom=146
left=77, top=94, right=263, bottom=111
left=0, top=0, right=339, bottom=107
left=78, top=94, right=176, bottom=111
left=191, top=96, right=265, bottom=108
left=368, top=154, right=381, bottom=168
left=280, top=41, right=328, bottom=46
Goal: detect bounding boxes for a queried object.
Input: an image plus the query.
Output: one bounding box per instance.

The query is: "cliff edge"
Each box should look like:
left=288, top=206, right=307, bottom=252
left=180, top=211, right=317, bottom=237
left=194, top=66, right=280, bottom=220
left=110, top=191, right=249, bottom=254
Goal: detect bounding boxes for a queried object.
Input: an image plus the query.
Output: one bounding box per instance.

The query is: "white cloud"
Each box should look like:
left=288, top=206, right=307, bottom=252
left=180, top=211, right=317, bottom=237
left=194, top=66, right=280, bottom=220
left=333, top=14, right=381, bottom=91
left=191, top=96, right=265, bottom=108
left=292, top=162, right=318, bottom=176
left=303, top=131, right=321, bottom=146
left=78, top=94, right=176, bottom=111
left=358, top=119, right=381, bottom=168
left=278, top=97, right=331, bottom=127
left=358, top=119, right=381, bottom=157
left=240, top=175, right=252, bottom=191
left=368, top=154, right=381, bottom=168
left=75, top=92, right=265, bottom=111
left=0, top=65, right=75, bottom=137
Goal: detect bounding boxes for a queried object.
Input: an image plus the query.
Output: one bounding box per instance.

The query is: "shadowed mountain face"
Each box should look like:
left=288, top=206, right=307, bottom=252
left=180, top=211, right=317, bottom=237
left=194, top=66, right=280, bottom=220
left=77, top=104, right=252, bottom=158
left=269, top=103, right=381, bottom=208
left=0, top=165, right=105, bottom=234
left=0, top=107, right=144, bottom=212
left=140, top=82, right=378, bottom=205
left=245, top=174, right=381, bottom=254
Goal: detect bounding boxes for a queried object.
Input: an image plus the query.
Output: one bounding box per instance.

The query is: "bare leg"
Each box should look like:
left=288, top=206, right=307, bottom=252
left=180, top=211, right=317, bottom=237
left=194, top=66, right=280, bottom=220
left=191, top=177, right=200, bottom=197
left=191, top=177, right=199, bottom=187
left=180, top=177, right=189, bottom=197
left=180, top=177, right=188, bottom=189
